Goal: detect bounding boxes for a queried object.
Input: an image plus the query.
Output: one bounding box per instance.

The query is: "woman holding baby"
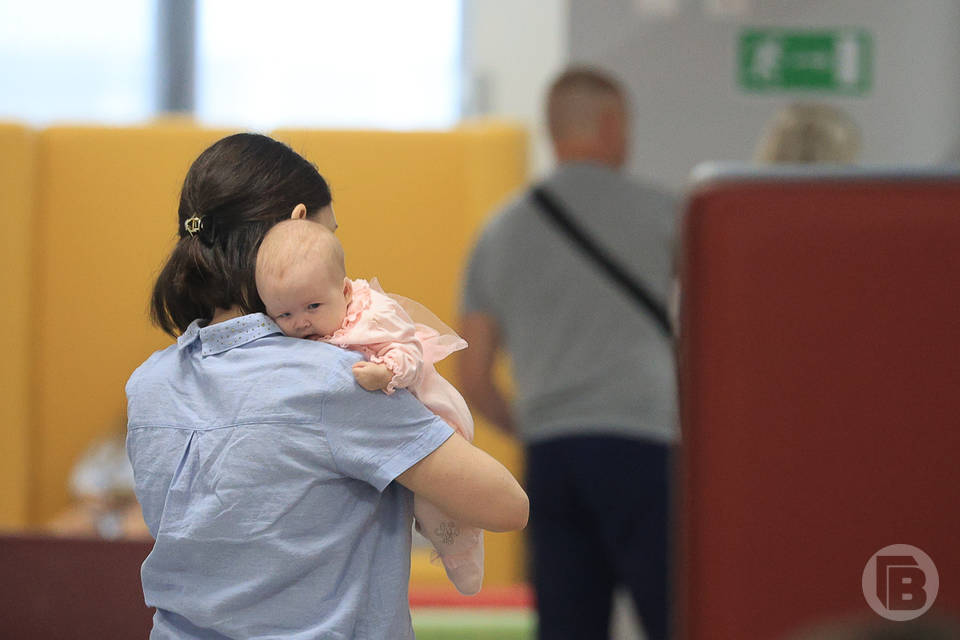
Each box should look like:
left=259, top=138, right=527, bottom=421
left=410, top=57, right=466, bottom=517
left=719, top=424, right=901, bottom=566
left=127, top=133, right=528, bottom=639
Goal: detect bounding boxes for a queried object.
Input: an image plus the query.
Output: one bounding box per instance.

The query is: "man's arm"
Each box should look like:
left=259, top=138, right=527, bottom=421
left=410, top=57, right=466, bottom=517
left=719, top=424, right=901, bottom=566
left=457, top=312, right=516, bottom=436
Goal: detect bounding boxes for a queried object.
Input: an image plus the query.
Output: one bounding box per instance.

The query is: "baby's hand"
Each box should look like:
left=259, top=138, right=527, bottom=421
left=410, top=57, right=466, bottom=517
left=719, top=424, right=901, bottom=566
left=352, top=361, right=393, bottom=392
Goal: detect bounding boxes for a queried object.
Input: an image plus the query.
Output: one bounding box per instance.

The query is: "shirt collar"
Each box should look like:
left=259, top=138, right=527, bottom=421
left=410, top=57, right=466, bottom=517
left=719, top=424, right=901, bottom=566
left=177, top=313, right=283, bottom=356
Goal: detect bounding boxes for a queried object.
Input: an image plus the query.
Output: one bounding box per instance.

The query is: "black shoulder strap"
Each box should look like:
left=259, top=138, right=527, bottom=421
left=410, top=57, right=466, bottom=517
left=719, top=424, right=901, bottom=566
left=531, top=186, right=672, bottom=337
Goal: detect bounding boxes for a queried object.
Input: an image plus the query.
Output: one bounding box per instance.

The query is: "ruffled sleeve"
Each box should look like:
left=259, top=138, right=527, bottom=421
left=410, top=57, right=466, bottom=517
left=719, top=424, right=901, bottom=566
left=325, top=279, right=424, bottom=394
left=370, top=341, right=422, bottom=394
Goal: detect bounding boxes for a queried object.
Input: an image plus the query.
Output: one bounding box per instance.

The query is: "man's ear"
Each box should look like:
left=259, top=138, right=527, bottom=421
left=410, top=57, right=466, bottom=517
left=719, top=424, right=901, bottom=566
left=290, top=203, right=308, bottom=219
left=343, top=277, right=353, bottom=305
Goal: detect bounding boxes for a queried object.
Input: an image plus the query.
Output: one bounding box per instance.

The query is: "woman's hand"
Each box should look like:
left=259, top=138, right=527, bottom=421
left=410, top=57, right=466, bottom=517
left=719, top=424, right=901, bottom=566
left=396, top=433, right=529, bottom=532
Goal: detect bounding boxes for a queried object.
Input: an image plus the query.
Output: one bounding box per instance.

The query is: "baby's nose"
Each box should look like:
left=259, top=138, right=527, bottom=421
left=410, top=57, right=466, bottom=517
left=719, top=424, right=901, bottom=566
left=295, top=316, right=312, bottom=333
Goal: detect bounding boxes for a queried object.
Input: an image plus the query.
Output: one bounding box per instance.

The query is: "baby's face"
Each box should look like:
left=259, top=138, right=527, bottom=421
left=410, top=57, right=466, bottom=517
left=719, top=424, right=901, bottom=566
left=260, top=261, right=351, bottom=340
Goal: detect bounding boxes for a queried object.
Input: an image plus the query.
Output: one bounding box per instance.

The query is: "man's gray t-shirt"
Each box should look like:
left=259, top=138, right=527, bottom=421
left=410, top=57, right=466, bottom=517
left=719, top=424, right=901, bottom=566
left=461, top=162, right=678, bottom=444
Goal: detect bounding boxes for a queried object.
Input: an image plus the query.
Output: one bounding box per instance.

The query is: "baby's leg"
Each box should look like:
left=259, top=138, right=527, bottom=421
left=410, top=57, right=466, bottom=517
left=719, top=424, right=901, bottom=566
left=415, top=496, right=484, bottom=596
left=415, top=368, right=474, bottom=441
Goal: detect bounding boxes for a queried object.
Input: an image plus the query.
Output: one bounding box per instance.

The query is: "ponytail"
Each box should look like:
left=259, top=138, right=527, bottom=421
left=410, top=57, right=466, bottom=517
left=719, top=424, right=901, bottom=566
left=149, top=133, right=332, bottom=337
left=151, top=235, right=233, bottom=336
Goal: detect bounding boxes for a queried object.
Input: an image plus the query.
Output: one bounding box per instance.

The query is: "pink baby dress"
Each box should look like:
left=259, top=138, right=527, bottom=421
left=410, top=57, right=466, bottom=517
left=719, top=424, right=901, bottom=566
left=322, top=278, right=483, bottom=595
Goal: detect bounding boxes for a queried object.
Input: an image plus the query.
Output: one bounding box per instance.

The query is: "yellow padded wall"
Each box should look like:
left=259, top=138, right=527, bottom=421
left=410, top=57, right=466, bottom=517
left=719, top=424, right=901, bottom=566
left=29, top=123, right=530, bottom=588
left=0, top=123, right=36, bottom=529
left=273, top=123, right=529, bottom=586
left=31, top=124, right=232, bottom=524
left=458, top=122, right=529, bottom=586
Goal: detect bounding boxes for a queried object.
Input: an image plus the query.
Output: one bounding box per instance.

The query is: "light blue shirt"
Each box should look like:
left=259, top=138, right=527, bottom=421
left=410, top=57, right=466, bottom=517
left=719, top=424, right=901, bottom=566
left=126, top=314, right=454, bottom=639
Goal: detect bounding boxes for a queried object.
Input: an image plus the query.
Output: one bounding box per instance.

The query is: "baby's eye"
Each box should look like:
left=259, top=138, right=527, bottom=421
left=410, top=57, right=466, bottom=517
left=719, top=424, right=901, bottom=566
left=276, top=312, right=290, bottom=319
left=307, top=302, right=323, bottom=310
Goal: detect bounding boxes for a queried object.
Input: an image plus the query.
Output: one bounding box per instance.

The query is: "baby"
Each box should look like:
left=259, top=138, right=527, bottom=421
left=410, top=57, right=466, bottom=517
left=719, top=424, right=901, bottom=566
left=255, top=218, right=483, bottom=595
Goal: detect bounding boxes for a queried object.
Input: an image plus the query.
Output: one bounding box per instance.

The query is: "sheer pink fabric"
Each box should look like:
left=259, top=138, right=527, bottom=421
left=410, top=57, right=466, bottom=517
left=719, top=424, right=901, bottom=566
left=323, top=278, right=474, bottom=440
left=322, top=278, right=483, bottom=594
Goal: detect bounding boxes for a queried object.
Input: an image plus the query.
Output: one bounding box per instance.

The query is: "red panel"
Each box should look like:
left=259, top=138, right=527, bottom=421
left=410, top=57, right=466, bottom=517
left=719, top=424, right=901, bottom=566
left=0, top=535, right=154, bottom=638
left=677, top=177, right=960, bottom=639
left=409, top=584, right=533, bottom=608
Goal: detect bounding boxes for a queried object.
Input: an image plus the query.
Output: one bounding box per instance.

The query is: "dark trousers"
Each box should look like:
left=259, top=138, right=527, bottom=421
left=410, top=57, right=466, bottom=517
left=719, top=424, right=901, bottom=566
left=526, top=435, right=672, bottom=640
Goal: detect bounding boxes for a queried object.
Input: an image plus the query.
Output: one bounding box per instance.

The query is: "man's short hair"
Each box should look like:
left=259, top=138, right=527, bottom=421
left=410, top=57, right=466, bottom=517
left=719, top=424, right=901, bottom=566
left=547, top=66, right=626, bottom=141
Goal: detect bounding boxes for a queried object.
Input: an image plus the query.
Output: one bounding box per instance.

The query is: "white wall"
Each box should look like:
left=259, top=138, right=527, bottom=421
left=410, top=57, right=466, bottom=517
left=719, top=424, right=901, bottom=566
left=462, top=0, right=569, bottom=178
left=567, top=0, right=960, bottom=191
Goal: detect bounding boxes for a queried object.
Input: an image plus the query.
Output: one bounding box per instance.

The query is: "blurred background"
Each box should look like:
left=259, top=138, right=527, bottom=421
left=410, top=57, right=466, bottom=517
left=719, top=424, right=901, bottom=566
left=5, top=1, right=960, bottom=181
left=2, top=1, right=960, bottom=638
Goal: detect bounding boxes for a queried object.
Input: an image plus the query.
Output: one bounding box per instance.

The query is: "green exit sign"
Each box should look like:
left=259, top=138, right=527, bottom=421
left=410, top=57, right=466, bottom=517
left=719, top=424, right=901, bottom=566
left=739, top=28, right=872, bottom=95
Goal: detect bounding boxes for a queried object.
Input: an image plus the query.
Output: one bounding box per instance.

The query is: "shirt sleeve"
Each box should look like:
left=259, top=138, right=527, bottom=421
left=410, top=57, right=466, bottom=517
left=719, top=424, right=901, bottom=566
left=322, top=384, right=454, bottom=491
left=362, top=294, right=424, bottom=393
left=369, top=340, right=423, bottom=394
left=336, top=288, right=426, bottom=393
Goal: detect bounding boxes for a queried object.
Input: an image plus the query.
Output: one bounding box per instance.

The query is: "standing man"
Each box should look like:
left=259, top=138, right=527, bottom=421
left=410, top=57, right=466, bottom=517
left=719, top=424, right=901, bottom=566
left=458, top=67, right=677, bottom=640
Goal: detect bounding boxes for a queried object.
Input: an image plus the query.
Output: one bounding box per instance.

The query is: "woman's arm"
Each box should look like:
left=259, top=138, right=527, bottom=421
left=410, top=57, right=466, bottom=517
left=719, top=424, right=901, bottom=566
left=396, top=432, right=528, bottom=532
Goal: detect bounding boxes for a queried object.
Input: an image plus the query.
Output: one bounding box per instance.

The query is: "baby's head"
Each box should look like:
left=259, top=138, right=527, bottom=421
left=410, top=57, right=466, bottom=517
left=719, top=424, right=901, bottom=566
left=256, top=219, right=352, bottom=340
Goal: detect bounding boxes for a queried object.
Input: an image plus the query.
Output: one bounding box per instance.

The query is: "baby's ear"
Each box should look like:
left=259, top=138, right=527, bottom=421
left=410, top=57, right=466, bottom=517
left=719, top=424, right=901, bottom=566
left=343, top=277, right=353, bottom=303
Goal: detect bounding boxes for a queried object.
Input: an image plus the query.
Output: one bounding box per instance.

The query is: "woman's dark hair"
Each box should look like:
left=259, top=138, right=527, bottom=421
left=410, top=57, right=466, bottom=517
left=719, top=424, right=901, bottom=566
left=151, top=133, right=332, bottom=336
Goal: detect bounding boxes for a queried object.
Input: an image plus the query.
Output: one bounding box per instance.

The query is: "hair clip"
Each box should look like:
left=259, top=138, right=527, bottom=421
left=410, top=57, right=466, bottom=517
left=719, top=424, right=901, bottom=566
left=184, top=214, right=203, bottom=236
